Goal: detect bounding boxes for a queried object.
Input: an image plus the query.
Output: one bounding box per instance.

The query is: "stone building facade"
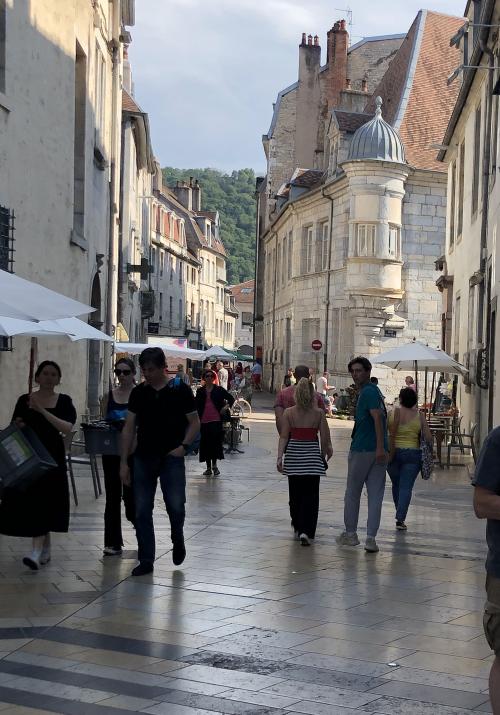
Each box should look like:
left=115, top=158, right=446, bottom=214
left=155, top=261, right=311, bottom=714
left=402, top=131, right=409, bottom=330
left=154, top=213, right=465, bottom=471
left=256, top=11, right=462, bottom=399
left=437, top=0, right=500, bottom=442
left=0, top=0, right=134, bottom=424
left=230, top=279, right=254, bottom=356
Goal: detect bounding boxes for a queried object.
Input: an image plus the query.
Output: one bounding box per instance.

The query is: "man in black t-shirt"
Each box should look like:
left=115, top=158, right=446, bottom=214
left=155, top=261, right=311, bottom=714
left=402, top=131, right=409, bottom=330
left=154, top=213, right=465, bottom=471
left=120, top=348, right=200, bottom=576
left=473, top=426, right=500, bottom=712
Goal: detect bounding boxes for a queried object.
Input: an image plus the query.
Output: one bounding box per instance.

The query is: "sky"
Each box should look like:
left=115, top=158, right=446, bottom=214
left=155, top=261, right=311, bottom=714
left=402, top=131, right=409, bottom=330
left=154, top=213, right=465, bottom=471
left=130, top=0, right=466, bottom=174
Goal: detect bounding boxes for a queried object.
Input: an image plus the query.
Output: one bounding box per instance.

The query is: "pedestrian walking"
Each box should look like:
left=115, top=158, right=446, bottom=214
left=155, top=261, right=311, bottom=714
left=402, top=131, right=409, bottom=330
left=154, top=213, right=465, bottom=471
left=277, top=378, right=333, bottom=545
left=216, top=360, right=229, bottom=390
left=316, top=370, right=335, bottom=417
left=336, top=356, right=388, bottom=553
left=100, top=357, right=136, bottom=556
left=240, top=366, right=253, bottom=404
left=473, top=428, right=500, bottom=714
left=195, top=370, right=234, bottom=477
left=282, top=367, right=296, bottom=389
left=387, top=387, right=432, bottom=531
left=274, top=365, right=325, bottom=434
left=172, top=364, right=191, bottom=387
left=120, top=347, right=200, bottom=576
left=251, top=361, right=262, bottom=390
left=0, top=361, right=76, bottom=570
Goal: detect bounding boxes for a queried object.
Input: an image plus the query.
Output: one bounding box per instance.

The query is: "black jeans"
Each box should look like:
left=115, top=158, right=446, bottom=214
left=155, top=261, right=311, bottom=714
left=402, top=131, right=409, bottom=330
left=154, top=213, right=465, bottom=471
left=101, top=455, right=135, bottom=548
left=133, top=454, right=186, bottom=564
left=288, top=475, right=320, bottom=539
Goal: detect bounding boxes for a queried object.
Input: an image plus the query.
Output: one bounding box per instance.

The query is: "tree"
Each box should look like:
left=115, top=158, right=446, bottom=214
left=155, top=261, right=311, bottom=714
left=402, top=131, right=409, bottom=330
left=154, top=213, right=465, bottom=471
left=162, top=167, right=256, bottom=284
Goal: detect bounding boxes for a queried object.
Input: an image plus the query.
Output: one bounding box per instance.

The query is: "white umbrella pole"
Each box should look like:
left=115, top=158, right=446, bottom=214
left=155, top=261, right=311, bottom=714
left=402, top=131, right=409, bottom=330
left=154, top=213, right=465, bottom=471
left=414, top=360, right=418, bottom=396
left=424, top=368, right=428, bottom=417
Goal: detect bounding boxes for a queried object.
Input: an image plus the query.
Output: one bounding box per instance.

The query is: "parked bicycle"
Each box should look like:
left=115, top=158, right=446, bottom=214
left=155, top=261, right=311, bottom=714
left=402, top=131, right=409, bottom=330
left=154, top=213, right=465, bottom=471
left=229, top=388, right=252, bottom=417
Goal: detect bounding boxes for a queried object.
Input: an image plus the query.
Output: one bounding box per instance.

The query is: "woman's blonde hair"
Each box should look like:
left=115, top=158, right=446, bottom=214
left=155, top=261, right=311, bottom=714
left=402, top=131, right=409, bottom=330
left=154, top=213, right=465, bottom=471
left=295, top=376, right=314, bottom=410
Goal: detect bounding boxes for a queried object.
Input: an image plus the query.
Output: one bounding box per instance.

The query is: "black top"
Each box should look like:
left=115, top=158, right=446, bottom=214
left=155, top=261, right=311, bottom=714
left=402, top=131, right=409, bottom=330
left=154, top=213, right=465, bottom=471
left=195, top=385, right=235, bottom=418
left=12, top=393, right=77, bottom=468
left=128, top=381, right=196, bottom=457
left=473, top=426, right=500, bottom=577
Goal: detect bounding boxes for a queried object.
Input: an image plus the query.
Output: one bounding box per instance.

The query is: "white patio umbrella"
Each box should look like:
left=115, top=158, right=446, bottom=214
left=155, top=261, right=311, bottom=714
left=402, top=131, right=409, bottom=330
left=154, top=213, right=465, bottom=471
left=371, top=339, right=467, bottom=412
left=115, top=342, right=206, bottom=359
left=371, top=340, right=467, bottom=375
left=0, top=316, right=71, bottom=338
left=0, top=269, right=94, bottom=321
left=203, top=345, right=235, bottom=359
left=36, top=317, right=113, bottom=342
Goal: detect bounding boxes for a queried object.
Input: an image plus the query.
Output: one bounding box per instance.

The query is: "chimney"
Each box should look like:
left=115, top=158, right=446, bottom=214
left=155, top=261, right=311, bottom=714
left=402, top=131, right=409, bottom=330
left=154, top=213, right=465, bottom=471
left=192, top=179, right=202, bottom=213
left=296, top=31, right=321, bottom=167
left=326, top=19, right=349, bottom=110
left=123, top=44, right=132, bottom=93
left=172, top=181, right=193, bottom=211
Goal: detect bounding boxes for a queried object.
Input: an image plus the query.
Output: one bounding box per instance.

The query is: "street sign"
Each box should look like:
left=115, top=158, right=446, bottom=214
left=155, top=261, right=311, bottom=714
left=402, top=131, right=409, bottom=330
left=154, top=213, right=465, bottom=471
left=311, top=339, right=322, bottom=351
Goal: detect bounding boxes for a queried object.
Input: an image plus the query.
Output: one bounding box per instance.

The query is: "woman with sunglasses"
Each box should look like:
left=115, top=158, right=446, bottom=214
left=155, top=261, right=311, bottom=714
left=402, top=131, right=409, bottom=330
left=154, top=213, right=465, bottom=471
left=195, top=370, right=234, bottom=476
left=100, top=358, right=136, bottom=555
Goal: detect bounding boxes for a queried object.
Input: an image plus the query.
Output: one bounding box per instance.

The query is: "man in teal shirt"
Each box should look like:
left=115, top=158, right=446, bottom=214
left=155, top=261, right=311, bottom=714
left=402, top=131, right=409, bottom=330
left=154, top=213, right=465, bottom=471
left=337, top=356, right=388, bottom=553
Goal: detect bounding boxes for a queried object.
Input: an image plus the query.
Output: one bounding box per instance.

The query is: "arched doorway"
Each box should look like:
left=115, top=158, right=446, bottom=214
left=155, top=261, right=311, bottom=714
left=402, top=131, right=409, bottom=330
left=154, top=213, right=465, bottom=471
left=87, top=274, right=102, bottom=416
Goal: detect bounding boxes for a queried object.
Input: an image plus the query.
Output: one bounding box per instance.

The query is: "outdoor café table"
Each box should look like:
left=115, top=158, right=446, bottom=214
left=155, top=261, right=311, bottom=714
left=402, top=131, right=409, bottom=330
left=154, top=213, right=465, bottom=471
left=426, top=414, right=455, bottom=468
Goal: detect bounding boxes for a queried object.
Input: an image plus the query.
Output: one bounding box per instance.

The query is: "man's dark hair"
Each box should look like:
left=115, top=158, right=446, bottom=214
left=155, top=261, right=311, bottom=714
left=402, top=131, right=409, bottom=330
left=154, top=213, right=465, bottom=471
left=139, top=347, right=166, bottom=369
left=399, top=387, right=418, bottom=408
left=370, top=376, right=378, bottom=385
left=348, top=356, right=372, bottom=374
left=294, top=364, right=310, bottom=380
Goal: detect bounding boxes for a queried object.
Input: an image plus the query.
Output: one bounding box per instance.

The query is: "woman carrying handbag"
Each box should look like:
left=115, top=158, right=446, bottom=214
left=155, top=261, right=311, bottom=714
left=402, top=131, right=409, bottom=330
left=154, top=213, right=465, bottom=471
left=387, top=387, right=433, bottom=531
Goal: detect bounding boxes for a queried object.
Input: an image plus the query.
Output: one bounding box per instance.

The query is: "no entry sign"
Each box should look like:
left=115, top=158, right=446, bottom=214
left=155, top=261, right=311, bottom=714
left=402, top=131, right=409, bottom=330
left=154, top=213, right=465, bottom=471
left=311, top=339, right=322, bottom=351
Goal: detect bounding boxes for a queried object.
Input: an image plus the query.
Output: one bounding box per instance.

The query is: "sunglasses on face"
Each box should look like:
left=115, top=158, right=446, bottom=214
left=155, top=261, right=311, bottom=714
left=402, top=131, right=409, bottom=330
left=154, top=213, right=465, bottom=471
left=115, top=369, right=132, bottom=376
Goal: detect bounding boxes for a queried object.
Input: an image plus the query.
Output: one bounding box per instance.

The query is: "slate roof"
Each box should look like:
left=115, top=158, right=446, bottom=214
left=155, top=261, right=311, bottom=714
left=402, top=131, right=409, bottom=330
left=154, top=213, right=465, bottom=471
left=290, top=169, right=324, bottom=188
left=333, top=111, right=373, bottom=133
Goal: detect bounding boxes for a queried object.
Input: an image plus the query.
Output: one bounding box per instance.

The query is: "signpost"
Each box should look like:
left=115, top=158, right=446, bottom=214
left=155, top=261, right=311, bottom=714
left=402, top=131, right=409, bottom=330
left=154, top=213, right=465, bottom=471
left=311, top=339, right=322, bottom=379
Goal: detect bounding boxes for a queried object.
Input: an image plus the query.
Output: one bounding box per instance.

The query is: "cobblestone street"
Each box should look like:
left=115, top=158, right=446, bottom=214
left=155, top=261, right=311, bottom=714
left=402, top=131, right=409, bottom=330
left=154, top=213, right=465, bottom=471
left=0, top=393, right=492, bottom=714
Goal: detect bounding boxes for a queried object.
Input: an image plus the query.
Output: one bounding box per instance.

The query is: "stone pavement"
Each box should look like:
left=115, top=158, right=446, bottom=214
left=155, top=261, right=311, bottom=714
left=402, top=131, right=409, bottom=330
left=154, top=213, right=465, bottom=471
left=0, top=393, right=492, bottom=714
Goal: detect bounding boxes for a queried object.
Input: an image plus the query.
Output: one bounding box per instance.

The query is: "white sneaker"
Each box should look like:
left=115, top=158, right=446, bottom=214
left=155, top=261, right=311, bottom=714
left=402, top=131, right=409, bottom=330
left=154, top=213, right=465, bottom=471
left=299, top=533, right=311, bottom=546
left=336, top=531, right=360, bottom=546
left=39, top=549, right=51, bottom=565
left=365, top=537, right=379, bottom=553
left=103, top=546, right=122, bottom=556
left=22, top=554, right=40, bottom=571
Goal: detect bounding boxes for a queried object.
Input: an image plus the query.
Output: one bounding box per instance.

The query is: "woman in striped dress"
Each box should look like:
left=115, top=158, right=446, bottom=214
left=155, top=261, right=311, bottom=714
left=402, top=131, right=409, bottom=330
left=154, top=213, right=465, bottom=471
left=277, top=377, right=333, bottom=545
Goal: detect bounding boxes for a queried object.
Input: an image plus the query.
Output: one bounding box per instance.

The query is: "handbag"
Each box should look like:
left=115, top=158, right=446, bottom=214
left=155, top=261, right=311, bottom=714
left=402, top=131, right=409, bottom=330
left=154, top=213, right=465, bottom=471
left=419, top=414, right=433, bottom=480
left=0, top=424, right=57, bottom=495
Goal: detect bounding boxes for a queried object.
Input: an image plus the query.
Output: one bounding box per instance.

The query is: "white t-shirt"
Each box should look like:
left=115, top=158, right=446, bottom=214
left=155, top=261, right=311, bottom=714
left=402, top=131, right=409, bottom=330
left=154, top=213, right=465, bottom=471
left=316, top=376, right=328, bottom=395
left=218, top=368, right=228, bottom=390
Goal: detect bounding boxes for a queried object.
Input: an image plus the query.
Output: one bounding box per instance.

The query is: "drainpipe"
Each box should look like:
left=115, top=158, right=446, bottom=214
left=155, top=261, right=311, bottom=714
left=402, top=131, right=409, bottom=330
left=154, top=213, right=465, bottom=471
left=322, top=188, right=335, bottom=372
left=270, top=231, right=277, bottom=392
left=474, top=32, right=494, bottom=440
left=106, top=1, right=121, bottom=340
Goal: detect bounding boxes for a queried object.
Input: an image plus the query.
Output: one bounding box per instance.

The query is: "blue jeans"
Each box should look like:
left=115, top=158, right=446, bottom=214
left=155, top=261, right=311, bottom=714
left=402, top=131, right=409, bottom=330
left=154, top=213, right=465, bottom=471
left=387, top=448, right=421, bottom=522
left=133, top=454, right=186, bottom=564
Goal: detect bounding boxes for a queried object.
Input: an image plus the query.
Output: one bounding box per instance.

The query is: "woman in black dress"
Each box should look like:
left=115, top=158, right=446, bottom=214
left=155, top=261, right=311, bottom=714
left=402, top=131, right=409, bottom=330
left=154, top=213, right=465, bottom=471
left=195, top=370, right=234, bottom=477
left=0, top=360, right=76, bottom=570
left=100, top=357, right=136, bottom=556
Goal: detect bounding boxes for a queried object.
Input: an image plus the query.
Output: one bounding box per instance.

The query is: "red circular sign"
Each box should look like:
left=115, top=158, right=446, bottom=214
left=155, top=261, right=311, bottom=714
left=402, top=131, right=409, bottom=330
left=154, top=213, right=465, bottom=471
left=311, top=339, right=322, bottom=351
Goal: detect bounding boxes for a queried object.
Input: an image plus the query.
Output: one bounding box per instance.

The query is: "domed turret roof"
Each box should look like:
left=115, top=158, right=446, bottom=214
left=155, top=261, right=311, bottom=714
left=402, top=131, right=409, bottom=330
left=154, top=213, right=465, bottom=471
left=347, top=97, right=406, bottom=163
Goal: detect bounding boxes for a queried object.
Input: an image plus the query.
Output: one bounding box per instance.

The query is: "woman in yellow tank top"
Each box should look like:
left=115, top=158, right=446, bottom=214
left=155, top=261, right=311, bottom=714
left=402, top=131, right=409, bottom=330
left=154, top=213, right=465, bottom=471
left=387, top=388, right=432, bottom=530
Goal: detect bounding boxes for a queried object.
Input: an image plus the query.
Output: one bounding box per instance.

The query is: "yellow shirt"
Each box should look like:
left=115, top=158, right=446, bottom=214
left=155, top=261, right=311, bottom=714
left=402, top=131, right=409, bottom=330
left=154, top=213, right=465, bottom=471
left=388, top=410, right=421, bottom=449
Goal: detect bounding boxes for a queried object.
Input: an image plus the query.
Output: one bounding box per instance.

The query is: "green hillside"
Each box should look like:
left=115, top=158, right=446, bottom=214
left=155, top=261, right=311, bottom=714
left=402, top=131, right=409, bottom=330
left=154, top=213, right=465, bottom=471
left=162, top=167, right=256, bottom=284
